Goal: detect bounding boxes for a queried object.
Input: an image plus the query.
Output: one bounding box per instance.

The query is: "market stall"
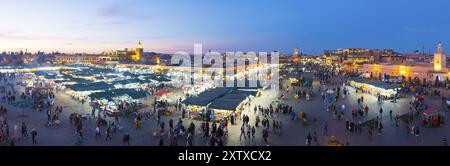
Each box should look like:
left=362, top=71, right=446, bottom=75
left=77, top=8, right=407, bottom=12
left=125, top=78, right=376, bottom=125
left=198, top=88, right=233, bottom=99
left=13, top=64, right=177, bottom=119
left=26, top=87, right=55, bottom=108
left=231, top=88, right=259, bottom=97
left=208, top=99, right=245, bottom=122
left=90, top=94, right=144, bottom=115
left=154, top=90, right=171, bottom=97
left=348, top=77, right=400, bottom=98
left=181, top=97, right=213, bottom=119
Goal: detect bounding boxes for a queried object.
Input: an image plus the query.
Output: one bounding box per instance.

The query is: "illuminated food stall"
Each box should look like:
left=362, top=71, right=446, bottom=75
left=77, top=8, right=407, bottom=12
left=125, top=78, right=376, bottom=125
left=181, top=97, right=213, bottom=119
left=208, top=99, right=245, bottom=122
left=348, top=77, right=400, bottom=98
left=181, top=87, right=257, bottom=121
left=286, top=72, right=315, bottom=87
left=287, top=72, right=301, bottom=86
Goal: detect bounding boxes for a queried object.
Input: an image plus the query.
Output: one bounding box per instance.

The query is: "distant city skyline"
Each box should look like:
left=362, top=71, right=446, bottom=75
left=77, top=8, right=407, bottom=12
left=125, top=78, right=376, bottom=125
left=0, top=0, right=449, bottom=54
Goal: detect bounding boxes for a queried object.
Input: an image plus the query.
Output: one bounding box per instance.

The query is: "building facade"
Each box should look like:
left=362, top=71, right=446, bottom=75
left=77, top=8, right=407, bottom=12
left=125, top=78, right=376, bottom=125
left=51, top=41, right=144, bottom=63
left=360, top=43, right=448, bottom=84
left=101, top=41, right=143, bottom=62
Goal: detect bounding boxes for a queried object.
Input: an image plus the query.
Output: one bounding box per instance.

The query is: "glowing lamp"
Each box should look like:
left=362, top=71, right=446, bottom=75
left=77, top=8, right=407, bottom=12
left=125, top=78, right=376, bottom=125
left=399, top=66, right=407, bottom=75
left=434, top=63, right=442, bottom=71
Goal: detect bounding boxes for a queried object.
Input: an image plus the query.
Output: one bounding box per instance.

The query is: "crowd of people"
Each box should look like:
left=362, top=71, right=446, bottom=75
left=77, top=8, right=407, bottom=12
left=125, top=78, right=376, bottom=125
left=0, top=117, right=37, bottom=146
left=3, top=61, right=450, bottom=147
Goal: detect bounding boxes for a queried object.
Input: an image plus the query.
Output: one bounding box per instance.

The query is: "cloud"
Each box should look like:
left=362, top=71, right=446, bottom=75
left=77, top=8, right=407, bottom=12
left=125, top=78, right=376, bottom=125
left=78, top=2, right=153, bottom=31
left=80, top=20, right=127, bottom=30
left=97, top=3, right=152, bottom=20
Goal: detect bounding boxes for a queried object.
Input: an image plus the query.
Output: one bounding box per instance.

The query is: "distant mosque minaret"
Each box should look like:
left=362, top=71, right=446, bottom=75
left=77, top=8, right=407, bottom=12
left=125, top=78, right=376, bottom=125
left=101, top=40, right=143, bottom=62
left=133, top=40, right=143, bottom=62
left=434, top=42, right=446, bottom=71
left=293, top=48, right=299, bottom=64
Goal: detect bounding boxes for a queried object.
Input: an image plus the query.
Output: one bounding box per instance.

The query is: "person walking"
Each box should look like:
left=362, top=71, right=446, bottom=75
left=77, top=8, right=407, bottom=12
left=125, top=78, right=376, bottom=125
left=313, top=132, right=318, bottom=146
left=105, top=125, right=112, bottom=141
left=21, top=122, right=28, bottom=138
left=169, top=119, right=174, bottom=131
left=135, top=116, right=141, bottom=129
left=389, top=110, right=393, bottom=120
left=379, top=108, right=383, bottom=119
left=204, top=123, right=210, bottom=138
left=415, top=127, right=420, bottom=144
left=251, top=126, right=256, bottom=139
left=46, top=109, right=51, bottom=124
left=306, top=133, right=312, bottom=146
left=12, top=124, right=18, bottom=141
left=247, top=125, right=251, bottom=139
left=255, top=116, right=260, bottom=127
left=262, top=128, right=268, bottom=144
left=186, top=133, right=193, bottom=146
left=362, top=104, right=367, bottom=114
left=95, top=125, right=101, bottom=139
left=156, top=115, right=160, bottom=126
left=31, top=128, right=37, bottom=145
left=272, top=119, right=276, bottom=132
left=122, top=132, right=130, bottom=146
left=239, top=124, right=246, bottom=141
left=395, top=115, right=399, bottom=127
left=91, top=108, right=96, bottom=118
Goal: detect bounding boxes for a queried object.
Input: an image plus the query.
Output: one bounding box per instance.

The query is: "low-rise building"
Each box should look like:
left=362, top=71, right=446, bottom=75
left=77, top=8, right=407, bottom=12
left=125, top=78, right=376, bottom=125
left=360, top=43, right=447, bottom=84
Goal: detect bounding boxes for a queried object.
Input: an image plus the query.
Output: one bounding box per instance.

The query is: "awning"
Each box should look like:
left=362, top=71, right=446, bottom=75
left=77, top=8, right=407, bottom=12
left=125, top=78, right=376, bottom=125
left=209, top=99, right=244, bottom=111
left=181, top=97, right=213, bottom=107
left=349, top=77, right=400, bottom=90
left=155, top=90, right=171, bottom=96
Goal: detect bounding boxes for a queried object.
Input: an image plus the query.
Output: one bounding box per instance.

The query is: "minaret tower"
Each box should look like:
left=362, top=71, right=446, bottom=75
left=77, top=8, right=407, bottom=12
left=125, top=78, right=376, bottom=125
left=293, top=48, right=299, bottom=64
left=433, top=42, right=446, bottom=71
left=133, top=40, right=143, bottom=62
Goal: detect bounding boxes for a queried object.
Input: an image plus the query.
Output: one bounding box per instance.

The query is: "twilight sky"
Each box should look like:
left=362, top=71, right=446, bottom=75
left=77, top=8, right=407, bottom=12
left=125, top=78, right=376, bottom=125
left=0, top=0, right=449, bottom=54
